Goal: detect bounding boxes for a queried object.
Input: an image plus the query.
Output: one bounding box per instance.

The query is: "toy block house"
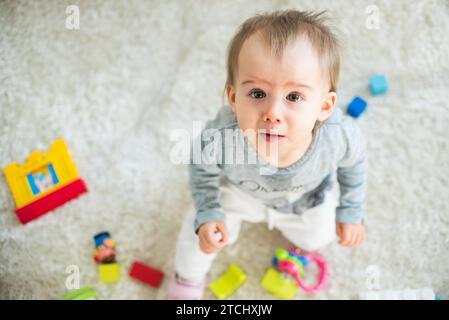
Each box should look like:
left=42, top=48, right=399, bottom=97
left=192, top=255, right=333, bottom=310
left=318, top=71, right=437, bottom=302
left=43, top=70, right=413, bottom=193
left=3, top=138, right=88, bottom=224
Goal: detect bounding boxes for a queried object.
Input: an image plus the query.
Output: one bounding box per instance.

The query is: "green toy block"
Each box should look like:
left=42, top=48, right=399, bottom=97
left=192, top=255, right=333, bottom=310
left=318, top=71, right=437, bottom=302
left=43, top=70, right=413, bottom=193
left=99, top=263, right=121, bottom=283
left=275, top=248, right=289, bottom=260
left=261, top=268, right=298, bottom=300
left=63, top=287, right=96, bottom=300
left=209, top=263, right=247, bottom=299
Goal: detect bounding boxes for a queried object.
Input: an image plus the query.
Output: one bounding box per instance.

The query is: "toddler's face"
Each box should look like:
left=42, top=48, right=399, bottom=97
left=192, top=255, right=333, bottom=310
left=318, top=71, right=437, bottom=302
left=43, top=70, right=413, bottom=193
left=227, top=32, right=336, bottom=167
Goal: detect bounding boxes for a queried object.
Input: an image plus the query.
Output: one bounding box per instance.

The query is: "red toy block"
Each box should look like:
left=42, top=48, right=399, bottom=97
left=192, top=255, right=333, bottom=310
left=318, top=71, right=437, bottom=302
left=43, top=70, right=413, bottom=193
left=15, top=178, right=87, bottom=224
left=129, top=261, right=164, bottom=288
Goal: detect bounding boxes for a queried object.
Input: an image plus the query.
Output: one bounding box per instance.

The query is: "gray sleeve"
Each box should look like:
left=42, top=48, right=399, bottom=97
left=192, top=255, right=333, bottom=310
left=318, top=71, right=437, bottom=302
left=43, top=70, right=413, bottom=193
left=336, top=119, right=368, bottom=224
left=189, top=125, right=225, bottom=234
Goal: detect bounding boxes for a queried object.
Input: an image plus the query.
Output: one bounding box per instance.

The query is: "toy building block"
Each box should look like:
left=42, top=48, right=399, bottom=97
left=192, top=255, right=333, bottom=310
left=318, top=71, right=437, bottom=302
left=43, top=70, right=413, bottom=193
left=129, top=261, right=164, bottom=288
left=63, top=287, right=96, bottom=300
left=93, top=231, right=117, bottom=264
left=99, top=263, right=121, bottom=283
left=261, top=268, right=298, bottom=300
left=369, top=75, right=388, bottom=95
left=209, top=263, right=247, bottom=300
left=93, top=231, right=120, bottom=282
left=347, top=96, right=367, bottom=118
left=3, top=138, right=88, bottom=224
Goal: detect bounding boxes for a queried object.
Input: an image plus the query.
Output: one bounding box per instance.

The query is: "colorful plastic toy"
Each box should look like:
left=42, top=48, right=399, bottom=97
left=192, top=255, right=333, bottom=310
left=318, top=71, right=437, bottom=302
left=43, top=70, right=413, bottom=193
left=93, top=231, right=120, bottom=283
left=3, top=138, right=88, bottom=224
left=63, top=287, right=96, bottom=300
left=129, top=261, right=164, bottom=288
left=270, top=248, right=329, bottom=294
left=369, top=75, right=388, bottom=95
left=209, top=263, right=247, bottom=300
left=93, top=231, right=116, bottom=264
left=347, top=96, right=367, bottom=118
left=99, top=263, right=121, bottom=283
left=260, top=268, right=298, bottom=300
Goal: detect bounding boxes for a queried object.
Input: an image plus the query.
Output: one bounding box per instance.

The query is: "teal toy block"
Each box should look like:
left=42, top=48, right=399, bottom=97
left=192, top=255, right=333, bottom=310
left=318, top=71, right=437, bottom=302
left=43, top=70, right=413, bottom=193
left=369, top=75, right=388, bottom=95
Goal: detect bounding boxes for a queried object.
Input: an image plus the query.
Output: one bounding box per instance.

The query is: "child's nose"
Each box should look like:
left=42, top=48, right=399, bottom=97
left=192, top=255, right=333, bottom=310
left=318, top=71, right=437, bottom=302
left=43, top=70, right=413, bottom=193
left=263, top=102, right=283, bottom=124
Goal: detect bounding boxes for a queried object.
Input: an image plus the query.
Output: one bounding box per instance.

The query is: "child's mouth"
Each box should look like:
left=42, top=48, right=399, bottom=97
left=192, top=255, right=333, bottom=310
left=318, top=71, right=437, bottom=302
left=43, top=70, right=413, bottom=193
left=259, top=132, right=286, bottom=143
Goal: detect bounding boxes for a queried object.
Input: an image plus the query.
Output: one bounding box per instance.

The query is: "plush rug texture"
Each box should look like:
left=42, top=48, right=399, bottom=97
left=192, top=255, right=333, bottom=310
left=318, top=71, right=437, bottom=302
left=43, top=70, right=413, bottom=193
left=1, top=0, right=448, bottom=299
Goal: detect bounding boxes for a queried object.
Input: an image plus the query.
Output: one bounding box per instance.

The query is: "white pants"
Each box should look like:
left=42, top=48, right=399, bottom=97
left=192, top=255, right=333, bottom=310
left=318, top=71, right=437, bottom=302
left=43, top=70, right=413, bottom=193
left=174, top=180, right=339, bottom=283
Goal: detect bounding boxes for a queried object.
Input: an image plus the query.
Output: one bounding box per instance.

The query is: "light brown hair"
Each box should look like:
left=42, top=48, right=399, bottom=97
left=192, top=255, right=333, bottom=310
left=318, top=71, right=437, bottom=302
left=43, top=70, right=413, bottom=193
left=224, top=10, right=340, bottom=96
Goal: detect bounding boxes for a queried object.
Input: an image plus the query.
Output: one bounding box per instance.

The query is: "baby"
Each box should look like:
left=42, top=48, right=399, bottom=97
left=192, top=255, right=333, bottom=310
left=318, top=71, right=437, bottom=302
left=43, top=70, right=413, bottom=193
left=168, top=10, right=367, bottom=299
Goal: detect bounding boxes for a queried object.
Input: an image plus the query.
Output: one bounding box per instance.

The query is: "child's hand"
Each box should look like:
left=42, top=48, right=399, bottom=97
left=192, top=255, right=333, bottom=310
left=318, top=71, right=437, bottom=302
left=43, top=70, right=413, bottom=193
left=336, top=222, right=366, bottom=248
left=198, top=221, right=229, bottom=254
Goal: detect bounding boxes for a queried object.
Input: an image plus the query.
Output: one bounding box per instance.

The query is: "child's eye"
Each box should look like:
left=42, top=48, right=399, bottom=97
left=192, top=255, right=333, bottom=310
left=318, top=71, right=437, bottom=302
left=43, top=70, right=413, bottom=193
left=287, top=93, right=303, bottom=102
left=248, top=89, right=266, bottom=99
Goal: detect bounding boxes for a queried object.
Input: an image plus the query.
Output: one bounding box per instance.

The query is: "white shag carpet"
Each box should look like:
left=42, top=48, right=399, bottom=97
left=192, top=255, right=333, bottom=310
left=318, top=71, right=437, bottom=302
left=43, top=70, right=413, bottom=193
left=1, top=0, right=448, bottom=300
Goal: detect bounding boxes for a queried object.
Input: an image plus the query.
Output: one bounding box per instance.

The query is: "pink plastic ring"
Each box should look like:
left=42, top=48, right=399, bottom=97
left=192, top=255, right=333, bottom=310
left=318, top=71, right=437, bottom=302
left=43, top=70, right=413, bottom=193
left=278, top=253, right=329, bottom=294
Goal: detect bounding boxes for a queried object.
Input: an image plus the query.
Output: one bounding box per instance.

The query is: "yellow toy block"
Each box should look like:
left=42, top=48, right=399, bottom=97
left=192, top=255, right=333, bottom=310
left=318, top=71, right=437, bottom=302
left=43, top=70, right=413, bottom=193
left=209, top=263, right=246, bottom=300
left=99, top=263, right=121, bottom=283
left=3, top=138, right=87, bottom=224
left=261, top=268, right=298, bottom=300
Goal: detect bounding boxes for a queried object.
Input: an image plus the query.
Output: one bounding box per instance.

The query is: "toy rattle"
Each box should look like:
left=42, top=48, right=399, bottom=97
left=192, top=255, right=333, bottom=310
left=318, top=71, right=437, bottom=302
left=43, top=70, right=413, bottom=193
left=272, top=248, right=329, bottom=293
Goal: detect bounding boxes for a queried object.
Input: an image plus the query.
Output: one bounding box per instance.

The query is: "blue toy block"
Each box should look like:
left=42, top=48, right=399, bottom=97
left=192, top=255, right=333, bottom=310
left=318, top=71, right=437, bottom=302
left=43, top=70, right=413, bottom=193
left=347, top=96, right=367, bottom=118
left=369, top=75, right=388, bottom=95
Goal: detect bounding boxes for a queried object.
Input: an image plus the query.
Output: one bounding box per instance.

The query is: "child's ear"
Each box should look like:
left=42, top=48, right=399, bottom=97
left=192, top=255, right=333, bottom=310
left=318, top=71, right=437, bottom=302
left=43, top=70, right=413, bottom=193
left=318, top=91, right=337, bottom=122
left=226, top=84, right=237, bottom=113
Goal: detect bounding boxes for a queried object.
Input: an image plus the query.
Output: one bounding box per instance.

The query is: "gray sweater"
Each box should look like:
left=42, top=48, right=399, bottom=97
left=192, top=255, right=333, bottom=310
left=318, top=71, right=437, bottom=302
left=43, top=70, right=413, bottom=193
left=189, top=105, right=368, bottom=233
